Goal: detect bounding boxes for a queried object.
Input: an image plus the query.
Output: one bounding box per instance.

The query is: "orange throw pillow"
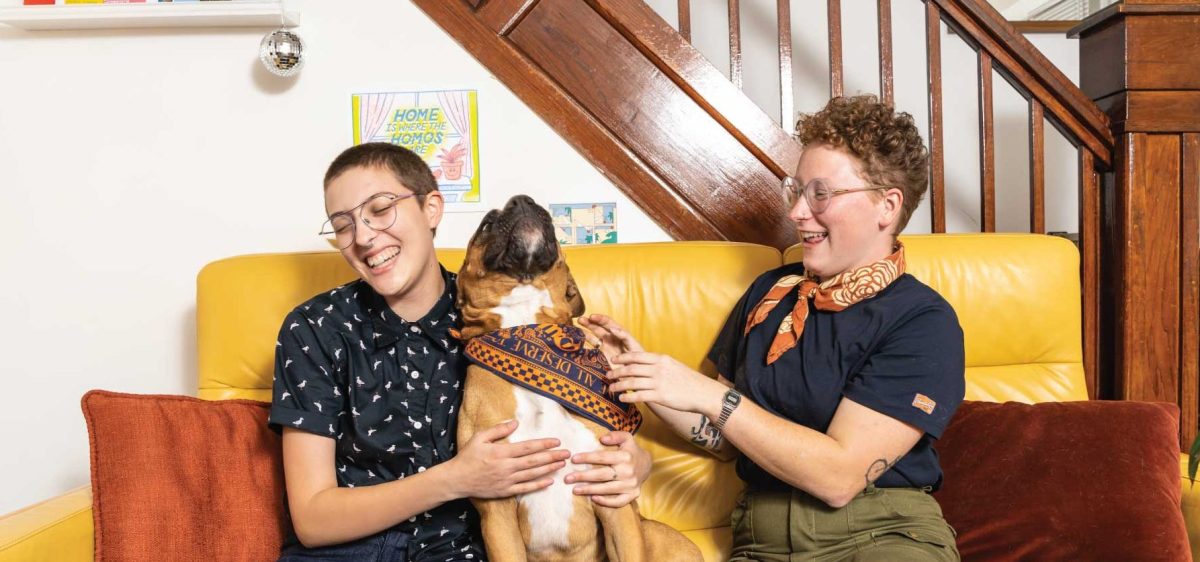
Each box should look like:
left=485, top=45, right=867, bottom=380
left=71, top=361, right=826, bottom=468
left=83, top=390, right=289, bottom=561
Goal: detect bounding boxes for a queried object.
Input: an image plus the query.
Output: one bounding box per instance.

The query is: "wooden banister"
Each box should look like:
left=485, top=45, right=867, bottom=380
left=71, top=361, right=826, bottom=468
left=588, top=0, right=801, bottom=178
left=930, top=0, right=1113, bottom=167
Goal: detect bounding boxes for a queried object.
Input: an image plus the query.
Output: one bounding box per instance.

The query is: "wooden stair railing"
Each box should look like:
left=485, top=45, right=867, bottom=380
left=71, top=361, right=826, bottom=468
left=414, top=0, right=802, bottom=249
left=415, top=0, right=1115, bottom=401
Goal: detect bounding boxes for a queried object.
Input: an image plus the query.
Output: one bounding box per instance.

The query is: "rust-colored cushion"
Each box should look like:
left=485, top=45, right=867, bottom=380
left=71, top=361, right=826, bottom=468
left=934, top=400, right=1188, bottom=562
left=83, top=390, right=288, bottom=561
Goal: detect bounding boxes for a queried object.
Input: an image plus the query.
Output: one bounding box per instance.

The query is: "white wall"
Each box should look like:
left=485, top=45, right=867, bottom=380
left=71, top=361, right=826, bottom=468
left=646, top=0, right=1082, bottom=234
left=0, top=0, right=669, bottom=514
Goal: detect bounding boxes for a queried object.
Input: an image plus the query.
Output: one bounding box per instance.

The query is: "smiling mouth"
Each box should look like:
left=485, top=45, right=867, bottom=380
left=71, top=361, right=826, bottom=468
left=366, top=247, right=400, bottom=268
left=800, top=231, right=827, bottom=243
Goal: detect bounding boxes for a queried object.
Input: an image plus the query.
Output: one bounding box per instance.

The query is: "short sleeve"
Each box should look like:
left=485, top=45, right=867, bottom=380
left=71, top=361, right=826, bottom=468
left=842, top=304, right=965, bottom=438
left=706, top=284, right=757, bottom=385
left=267, top=309, right=345, bottom=438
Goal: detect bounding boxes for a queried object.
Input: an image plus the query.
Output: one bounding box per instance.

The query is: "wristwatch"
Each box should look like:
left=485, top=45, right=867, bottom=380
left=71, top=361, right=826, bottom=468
left=714, top=389, right=742, bottom=430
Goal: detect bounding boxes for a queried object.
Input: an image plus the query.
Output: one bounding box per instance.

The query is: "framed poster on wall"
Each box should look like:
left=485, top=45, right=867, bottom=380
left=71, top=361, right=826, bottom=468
left=352, top=89, right=481, bottom=210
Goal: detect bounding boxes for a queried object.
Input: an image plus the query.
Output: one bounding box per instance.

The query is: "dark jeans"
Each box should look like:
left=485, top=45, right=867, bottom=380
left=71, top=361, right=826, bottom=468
left=277, top=526, right=485, bottom=562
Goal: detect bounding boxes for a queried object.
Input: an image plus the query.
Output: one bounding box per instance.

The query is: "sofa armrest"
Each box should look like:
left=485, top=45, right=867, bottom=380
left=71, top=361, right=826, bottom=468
left=0, top=486, right=93, bottom=562
left=1181, top=453, right=1200, bottom=562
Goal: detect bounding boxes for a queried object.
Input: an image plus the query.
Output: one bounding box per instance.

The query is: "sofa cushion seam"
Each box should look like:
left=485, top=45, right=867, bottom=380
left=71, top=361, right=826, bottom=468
left=0, top=505, right=90, bottom=552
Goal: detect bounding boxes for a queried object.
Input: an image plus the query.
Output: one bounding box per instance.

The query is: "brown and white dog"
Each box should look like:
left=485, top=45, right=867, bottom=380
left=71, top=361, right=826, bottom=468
left=455, top=195, right=702, bottom=562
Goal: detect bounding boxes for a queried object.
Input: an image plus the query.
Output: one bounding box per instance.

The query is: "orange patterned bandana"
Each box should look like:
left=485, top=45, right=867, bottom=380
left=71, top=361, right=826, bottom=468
left=745, top=243, right=906, bottom=364
left=464, top=324, right=643, bottom=433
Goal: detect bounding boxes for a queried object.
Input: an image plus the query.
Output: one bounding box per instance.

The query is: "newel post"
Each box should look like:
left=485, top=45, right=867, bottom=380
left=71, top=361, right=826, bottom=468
left=1073, top=0, right=1200, bottom=447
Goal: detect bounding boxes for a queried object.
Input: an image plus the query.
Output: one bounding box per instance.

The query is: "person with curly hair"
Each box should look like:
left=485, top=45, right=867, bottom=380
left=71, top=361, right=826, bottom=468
left=583, top=95, right=965, bottom=561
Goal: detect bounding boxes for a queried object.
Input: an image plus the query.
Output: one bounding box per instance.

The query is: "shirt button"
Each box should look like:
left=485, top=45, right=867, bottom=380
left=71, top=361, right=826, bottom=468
left=410, top=325, right=421, bottom=333
left=414, top=421, right=423, bottom=429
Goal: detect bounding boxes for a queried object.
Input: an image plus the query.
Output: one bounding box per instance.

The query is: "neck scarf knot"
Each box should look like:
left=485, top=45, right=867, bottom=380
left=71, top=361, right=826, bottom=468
left=745, top=243, right=906, bottom=364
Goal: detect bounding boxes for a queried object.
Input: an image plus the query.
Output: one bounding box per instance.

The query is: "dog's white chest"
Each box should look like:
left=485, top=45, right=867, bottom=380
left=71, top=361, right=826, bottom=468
left=511, top=386, right=600, bottom=552
left=493, top=284, right=554, bottom=329
left=490, top=284, right=599, bottom=552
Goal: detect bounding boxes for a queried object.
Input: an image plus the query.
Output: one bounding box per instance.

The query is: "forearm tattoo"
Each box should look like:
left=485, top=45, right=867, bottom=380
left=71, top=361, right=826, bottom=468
left=690, top=415, right=724, bottom=450
left=865, top=454, right=905, bottom=485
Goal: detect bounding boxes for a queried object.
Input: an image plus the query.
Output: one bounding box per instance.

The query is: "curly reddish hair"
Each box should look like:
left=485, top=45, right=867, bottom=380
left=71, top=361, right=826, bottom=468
left=794, top=95, right=928, bottom=233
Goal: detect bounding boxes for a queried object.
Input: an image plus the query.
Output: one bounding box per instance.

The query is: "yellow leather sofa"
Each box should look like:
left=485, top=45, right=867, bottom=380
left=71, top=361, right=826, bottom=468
left=3, top=234, right=1198, bottom=561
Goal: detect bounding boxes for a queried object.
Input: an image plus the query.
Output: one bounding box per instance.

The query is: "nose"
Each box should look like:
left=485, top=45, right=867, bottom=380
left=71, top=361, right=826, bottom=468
left=788, top=193, right=813, bottom=222
left=507, top=195, right=536, bottom=209
left=353, top=215, right=376, bottom=247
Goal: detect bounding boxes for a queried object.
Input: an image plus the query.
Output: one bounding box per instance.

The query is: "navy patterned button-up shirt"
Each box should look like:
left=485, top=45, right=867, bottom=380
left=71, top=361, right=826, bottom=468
left=268, top=266, right=485, bottom=559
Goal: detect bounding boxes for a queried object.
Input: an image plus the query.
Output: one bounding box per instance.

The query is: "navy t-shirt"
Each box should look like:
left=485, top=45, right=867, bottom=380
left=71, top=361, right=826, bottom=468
left=708, top=263, right=965, bottom=491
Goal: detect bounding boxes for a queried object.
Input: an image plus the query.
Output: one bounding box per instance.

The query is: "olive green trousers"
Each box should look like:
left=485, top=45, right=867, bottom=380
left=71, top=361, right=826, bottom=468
left=729, top=485, right=959, bottom=561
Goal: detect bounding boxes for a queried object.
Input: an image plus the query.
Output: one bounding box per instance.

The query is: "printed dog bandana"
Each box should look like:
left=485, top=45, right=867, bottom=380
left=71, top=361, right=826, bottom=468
left=464, top=324, right=643, bottom=433
left=745, top=243, right=906, bottom=365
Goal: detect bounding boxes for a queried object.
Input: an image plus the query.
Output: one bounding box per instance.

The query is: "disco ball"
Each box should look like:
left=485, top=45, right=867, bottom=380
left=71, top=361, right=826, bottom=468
left=259, top=29, right=305, bottom=77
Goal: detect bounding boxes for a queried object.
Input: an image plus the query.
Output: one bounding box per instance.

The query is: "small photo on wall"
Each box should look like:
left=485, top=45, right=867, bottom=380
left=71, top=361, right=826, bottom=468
left=551, top=203, right=617, bottom=245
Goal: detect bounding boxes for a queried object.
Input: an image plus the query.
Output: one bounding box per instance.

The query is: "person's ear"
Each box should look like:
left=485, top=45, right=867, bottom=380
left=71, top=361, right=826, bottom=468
left=878, top=188, right=903, bottom=232
left=422, top=190, right=445, bottom=231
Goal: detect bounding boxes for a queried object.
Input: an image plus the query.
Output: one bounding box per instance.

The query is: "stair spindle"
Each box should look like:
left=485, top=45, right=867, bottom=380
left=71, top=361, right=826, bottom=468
left=979, top=50, right=995, bottom=232
left=729, top=0, right=742, bottom=89
left=878, top=0, right=893, bottom=105
left=829, top=0, right=843, bottom=98
left=779, top=0, right=793, bottom=129
left=1030, top=99, right=1046, bottom=233
left=926, top=1, right=945, bottom=233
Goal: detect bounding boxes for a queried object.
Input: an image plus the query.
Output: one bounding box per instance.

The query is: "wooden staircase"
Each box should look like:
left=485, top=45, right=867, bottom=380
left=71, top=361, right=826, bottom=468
left=416, top=0, right=1200, bottom=447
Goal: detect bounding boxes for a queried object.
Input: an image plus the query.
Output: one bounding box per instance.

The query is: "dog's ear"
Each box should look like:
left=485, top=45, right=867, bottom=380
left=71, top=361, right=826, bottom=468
left=565, top=274, right=585, bottom=318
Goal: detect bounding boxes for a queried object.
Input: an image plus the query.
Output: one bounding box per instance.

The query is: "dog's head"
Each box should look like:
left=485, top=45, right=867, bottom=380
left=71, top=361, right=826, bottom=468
left=457, top=195, right=584, bottom=340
